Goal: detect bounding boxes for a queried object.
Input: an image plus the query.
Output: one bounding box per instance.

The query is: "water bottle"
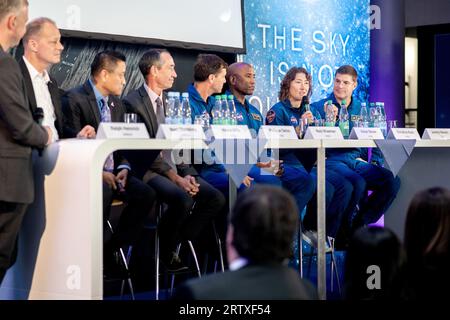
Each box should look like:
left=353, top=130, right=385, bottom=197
left=228, top=95, right=238, bottom=125
left=165, top=92, right=175, bottom=124
left=180, top=92, right=192, bottom=124
left=378, top=102, right=387, bottom=137
left=325, top=100, right=335, bottom=127
left=339, top=99, right=350, bottom=138
left=172, top=92, right=182, bottom=124
left=221, top=94, right=231, bottom=125
left=360, top=102, right=369, bottom=128
left=369, top=102, right=378, bottom=128
left=212, top=95, right=223, bottom=125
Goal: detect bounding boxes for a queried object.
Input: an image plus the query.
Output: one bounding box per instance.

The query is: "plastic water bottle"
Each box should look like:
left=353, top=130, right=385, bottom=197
left=360, top=102, right=369, bottom=128
left=378, top=102, right=387, bottom=137
left=212, top=95, right=223, bottom=125
left=165, top=92, right=175, bottom=124
left=325, top=100, right=335, bottom=127
left=171, top=92, right=182, bottom=124
left=339, top=99, right=350, bottom=138
left=220, top=94, right=231, bottom=125
left=228, top=95, right=238, bottom=125
left=369, top=102, right=378, bottom=128
left=180, top=92, right=192, bottom=124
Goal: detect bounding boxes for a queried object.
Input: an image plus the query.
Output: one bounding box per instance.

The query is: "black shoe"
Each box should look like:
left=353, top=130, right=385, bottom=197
left=161, top=252, right=189, bottom=273
left=104, top=250, right=130, bottom=280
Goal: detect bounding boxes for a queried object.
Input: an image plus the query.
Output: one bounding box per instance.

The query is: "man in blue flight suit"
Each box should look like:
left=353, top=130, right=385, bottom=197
left=188, top=57, right=281, bottom=197
left=266, top=67, right=352, bottom=238
left=311, top=65, right=401, bottom=243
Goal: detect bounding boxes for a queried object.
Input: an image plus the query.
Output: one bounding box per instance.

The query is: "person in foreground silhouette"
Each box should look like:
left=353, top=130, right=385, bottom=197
left=173, top=185, right=318, bottom=300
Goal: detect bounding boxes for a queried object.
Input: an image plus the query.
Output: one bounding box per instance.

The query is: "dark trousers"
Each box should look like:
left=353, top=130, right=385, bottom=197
left=103, top=175, right=156, bottom=250
left=147, top=175, right=225, bottom=261
left=304, top=168, right=353, bottom=237
left=0, top=201, right=28, bottom=284
left=327, top=158, right=401, bottom=228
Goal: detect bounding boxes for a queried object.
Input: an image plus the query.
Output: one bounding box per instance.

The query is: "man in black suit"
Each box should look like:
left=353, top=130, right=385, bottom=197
left=62, top=51, right=156, bottom=277
left=19, top=17, right=95, bottom=140
left=0, top=0, right=52, bottom=284
left=174, top=185, right=318, bottom=300
left=123, top=49, right=226, bottom=272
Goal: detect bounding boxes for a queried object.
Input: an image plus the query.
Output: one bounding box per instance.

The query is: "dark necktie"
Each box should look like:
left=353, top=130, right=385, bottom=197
left=155, top=97, right=165, bottom=124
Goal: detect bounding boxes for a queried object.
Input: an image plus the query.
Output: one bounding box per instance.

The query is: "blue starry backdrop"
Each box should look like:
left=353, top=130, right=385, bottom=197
left=243, top=0, right=370, bottom=115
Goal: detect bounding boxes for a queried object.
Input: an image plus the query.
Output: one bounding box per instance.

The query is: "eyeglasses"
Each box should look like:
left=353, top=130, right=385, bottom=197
left=334, top=79, right=354, bottom=87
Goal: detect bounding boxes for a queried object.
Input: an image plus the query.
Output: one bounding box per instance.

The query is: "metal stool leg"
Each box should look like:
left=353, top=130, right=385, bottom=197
left=212, top=222, right=225, bottom=272
left=298, top=223, right=303, bottom=278
left=328, top=237, right=342, bottom=294
left=155, top=214, right=160, bottom=300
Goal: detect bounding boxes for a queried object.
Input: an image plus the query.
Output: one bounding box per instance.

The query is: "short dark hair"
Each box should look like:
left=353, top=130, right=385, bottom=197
left=193, top=54, right=228, bottom=82
left=278, top=67, right=312, bottom=101
left=0, top=0, right=27, bottom=22
left=90, top=50, right=126, bottom=77
left=345, top=226, right=406, bottom=300
left=138, top=48, right=169, bottom=78
left=231, top=185, right=298, bottom=264
left=335, top=65, right=358, bottom=81
left=22, top=17, right=56, bottom=45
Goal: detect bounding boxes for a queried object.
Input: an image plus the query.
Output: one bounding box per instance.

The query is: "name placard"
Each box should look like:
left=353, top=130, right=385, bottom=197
left=349, top=127, right=384, bottom=140
left=387, top=128, right=421, bottom=140
left=422, top=128, right=450, bottom=140
left=304, top=127, right=344, bottom=140
left=156, top=124, right=206, bottom=140
left=210, top=125, right=252, bottom=139
left=97, top=123, right=149, bottom=139
left=258, top=125, right=298, bottom=140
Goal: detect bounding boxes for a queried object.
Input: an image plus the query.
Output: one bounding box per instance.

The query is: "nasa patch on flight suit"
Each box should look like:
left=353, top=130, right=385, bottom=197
left=266, top=110, right=276, bottom=123
left=236, top=112, right=244, bottom=122
left=251, top=113, right=262, bottom=122
left=290, top=116, right=298, bottom=125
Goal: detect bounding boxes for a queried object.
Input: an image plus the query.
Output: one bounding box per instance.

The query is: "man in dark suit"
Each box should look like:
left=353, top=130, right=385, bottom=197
left=62, top=51, right=156, bottom=277
left=174, top=185, right=318, bottom=300
left=19, top=17, right=95, bottom=140
left=0, top=0, right=52, bottom=284
left=123, top=49, right=226, bottom=272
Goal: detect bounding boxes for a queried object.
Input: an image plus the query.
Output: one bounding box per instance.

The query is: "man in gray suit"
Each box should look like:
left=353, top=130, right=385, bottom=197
left=173, top=185, right=318, bottom=300
left=0, top=0, right=52, bottom=284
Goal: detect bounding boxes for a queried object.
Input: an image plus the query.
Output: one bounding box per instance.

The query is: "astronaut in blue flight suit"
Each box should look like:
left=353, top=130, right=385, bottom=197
left=310, top=65, right=401, bottom=240
left=266, top=67, right=353, bottom=238
left=190, top=60, right=290, bottom=197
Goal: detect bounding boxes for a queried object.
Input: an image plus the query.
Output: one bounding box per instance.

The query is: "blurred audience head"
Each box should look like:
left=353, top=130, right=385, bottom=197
left=227, top=185, right=298, bottom=265
left=404, top=187, right=450, bottom=299
left=344, top=226, right=406, bottom=300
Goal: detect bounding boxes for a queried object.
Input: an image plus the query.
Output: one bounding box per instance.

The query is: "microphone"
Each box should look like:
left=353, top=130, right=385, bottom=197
left=33, top=107, right=44, bottom=125
left=301, top=96, right=310, bottom=112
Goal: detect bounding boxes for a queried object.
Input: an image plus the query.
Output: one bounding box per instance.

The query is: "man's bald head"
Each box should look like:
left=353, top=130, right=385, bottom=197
left=226, top=62, right=255, bottom=97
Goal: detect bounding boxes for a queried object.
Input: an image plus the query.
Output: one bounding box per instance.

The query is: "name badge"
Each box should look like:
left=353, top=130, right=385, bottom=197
left=304, top=126, right=344, bottom=140
left=258, top=125, right=298, bottom=140
left=422, top=128, right=450, bottom=140
left=387, top=128, right=421, bottom=140
left=97, top=123, right=149, bottom=139
left=156, top=124, right=206, bottom=140
left=210, top=125, right=252, bottom=139
left=349, top=127, right=384, bottom=139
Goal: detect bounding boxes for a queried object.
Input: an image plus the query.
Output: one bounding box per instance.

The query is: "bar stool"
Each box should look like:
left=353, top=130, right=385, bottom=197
left=300, top=229, right=342, bottom=294
left=106, top=199, right=135, bottom=300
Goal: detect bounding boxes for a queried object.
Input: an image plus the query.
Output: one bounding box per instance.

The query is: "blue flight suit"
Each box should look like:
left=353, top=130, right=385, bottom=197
left=187, top=85, right=281, bottom=199
left=311, top=94, right=401, bottom=230
left=266, top=99, right=353, bottom=237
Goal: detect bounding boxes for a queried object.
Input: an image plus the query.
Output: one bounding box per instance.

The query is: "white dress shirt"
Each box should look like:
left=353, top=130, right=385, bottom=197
left=23, top=56, right=59, bottom=142
left=144, top=83, right=163, bottom=115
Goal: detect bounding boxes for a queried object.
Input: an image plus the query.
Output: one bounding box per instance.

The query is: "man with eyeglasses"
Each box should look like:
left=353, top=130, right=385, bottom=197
left=311, top=65, right=400, bottom=249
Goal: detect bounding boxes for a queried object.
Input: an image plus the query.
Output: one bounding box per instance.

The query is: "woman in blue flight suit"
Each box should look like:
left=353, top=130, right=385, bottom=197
left=266, top=67, right=353, bottom=238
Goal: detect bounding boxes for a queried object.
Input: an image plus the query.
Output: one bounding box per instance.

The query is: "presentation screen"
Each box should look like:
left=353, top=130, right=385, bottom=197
left=29, top=0, right=244, bottom=52
left=243, top=0, right=371, bottom=114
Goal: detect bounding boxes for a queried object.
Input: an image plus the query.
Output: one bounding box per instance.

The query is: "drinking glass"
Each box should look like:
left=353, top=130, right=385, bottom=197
left=123, top=113, right=137, bottom=123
